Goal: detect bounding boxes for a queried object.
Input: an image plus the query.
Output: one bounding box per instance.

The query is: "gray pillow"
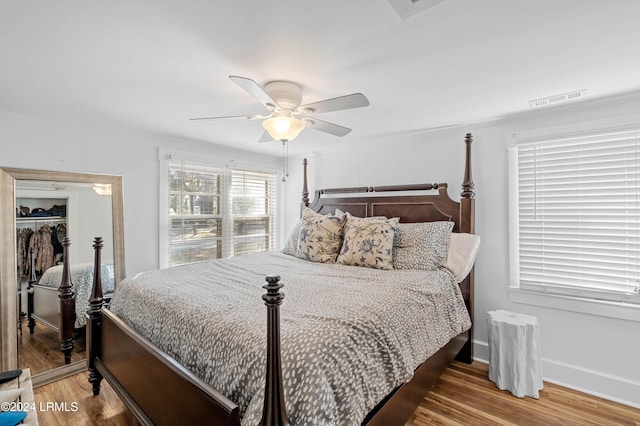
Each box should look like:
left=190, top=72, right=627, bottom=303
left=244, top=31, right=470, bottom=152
left=392, top=221, right=454, bottom=270
left=281, top=220, right=302, bottom=256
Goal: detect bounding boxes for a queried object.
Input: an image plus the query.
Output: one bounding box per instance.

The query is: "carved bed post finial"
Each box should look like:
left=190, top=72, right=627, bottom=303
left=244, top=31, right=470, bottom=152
left=260, top=274, right=290, bottom=426
left=59, top=237, right=76, bottom=364
left=461, top=133, right=475, bottom=199
left=301, top=158, right=309, bottom=210
left=87, top=237, right=104, bottom=396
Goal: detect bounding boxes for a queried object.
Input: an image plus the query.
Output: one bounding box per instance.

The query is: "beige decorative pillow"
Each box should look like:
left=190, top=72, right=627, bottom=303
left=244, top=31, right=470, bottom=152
left=336, top=213, right=399, bottom=270
left=392, top=221, right=454, bottom=270
left=296, top=207, right=346, bottom=263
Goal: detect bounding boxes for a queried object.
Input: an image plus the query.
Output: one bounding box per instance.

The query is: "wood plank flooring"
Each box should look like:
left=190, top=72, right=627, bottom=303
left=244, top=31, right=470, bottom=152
left=18, top=321, right=86, bottom=376
left=407, top=362, right=640, bottom=426
left=33, top=361, right=640, bottom=425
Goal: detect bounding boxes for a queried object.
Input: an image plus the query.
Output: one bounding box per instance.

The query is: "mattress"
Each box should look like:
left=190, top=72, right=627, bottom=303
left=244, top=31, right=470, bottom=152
left=38, top=262, right=115, bottom=328
left=110, top=252, right=471, bottom=425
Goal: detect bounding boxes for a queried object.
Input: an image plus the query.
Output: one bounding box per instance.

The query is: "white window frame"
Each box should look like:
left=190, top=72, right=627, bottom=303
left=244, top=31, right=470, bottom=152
left=159, top=149, right=279, bottom=268
left=508, top=125, right=640, bottom=322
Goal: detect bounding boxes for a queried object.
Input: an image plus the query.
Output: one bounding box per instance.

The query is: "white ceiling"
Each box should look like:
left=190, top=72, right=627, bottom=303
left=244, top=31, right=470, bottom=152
left=2, top=0, right=640, bottom=156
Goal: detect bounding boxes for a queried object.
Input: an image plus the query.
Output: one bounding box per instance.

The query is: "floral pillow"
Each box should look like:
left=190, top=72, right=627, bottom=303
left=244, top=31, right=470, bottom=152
left=392, top=221, right=454, bottom=270
left=296, top=207, right=346, bottom=263
left=336, top=213, right=399, bottom=270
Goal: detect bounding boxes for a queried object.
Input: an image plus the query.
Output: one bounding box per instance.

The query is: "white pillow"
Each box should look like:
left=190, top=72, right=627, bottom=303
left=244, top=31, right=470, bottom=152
left=445, top=233, right=480, bottom=283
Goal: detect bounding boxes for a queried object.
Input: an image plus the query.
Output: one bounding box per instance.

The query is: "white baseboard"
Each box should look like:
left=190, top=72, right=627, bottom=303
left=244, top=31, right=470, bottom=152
left=472, top=340, right=640, bottom=409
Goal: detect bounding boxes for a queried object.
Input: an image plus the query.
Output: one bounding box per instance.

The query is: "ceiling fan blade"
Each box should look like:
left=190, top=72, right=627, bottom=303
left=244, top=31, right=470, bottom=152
left=298, top=93, right=369, bottom=114
left=304, top=118, right=352, bottom=137
left=258, top=131, right=273, bottom=143
left=229, top=76, right=280, bottom=110
left=189, top=114, right=266, bottom=121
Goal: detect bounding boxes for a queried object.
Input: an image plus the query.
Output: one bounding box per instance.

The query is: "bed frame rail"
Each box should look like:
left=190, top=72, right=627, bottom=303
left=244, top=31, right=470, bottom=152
left=87, top=237, right=241, bottom=425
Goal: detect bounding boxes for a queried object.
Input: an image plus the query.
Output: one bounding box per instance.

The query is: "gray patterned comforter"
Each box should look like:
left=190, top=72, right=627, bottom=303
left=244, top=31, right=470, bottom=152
left=39, top=262, right=115, bottom=328
left=110, top=252, right=471, bottom=425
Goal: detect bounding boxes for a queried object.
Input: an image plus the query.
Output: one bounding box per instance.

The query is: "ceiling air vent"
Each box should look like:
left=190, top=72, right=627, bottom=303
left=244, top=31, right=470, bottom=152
left=528, top=89, right=587, bottom=109
left=387, top=0, right=446, bottom=19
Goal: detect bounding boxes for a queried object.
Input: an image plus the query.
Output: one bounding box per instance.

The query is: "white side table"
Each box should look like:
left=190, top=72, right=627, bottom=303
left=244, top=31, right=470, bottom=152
left=487, top=310, right=543, bottom=398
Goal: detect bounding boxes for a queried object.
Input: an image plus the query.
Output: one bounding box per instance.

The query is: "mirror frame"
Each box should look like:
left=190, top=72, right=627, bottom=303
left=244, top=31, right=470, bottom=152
left=0, top=167, right=125, bottom=380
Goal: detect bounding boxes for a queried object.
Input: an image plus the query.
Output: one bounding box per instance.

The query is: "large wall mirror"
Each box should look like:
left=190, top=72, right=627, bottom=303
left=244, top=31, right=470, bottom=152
left=0, top=168, right=125, bottom=385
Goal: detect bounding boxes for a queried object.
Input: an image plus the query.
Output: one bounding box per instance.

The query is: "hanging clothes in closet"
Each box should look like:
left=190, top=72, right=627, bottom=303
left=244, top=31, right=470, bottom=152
left=17, top=227, right=34, bottom=280
left=27, top=224, right=55, bottom=277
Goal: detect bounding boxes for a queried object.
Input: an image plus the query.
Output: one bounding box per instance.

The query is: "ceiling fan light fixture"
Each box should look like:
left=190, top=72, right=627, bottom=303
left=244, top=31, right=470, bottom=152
left=262, top=110, right=305, bottom=142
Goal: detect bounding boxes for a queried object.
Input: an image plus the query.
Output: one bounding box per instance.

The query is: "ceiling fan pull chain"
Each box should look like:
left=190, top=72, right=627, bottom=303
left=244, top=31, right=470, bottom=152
left=286, top=142, right=289, bottom=178
left=281, top=142, right=287, bottom=182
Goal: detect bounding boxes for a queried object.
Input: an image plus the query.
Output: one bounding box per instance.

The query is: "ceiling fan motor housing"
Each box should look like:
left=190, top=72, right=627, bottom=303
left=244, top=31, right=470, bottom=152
left=264, top=81, right=302, bottom=110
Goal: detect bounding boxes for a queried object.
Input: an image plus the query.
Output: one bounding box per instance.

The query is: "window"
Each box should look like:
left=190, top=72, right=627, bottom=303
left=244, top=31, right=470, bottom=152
left=166, top=160, right=277, bottom=267
left=509, top=128, right=640, bottom=305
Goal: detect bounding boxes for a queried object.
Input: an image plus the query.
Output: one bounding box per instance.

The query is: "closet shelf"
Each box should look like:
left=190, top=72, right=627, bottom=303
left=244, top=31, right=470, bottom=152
left=16, top=216, right=66, bottom=224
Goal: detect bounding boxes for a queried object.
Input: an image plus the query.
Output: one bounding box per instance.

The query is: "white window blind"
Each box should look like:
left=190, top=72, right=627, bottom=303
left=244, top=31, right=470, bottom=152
left=230, top=169, right=277, bottom=256
left=168, top=160, right=277, bottom=267
left=513, top=129, right=640, bottom=303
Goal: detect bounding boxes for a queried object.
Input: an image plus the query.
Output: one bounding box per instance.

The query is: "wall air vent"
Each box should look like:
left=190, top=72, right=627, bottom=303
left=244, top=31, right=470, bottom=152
left=528, top=89, right=587, bottom=109
left=387, top=0, right=446, bottom=19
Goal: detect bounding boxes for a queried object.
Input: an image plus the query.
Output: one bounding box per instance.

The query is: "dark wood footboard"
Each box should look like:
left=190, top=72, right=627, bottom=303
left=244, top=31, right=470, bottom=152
left=26, top=238, right=77, bottom=365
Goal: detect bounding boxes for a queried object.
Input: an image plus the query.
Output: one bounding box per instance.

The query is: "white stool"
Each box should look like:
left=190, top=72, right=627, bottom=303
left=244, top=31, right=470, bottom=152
left=487, top=310, right=543, bottom=398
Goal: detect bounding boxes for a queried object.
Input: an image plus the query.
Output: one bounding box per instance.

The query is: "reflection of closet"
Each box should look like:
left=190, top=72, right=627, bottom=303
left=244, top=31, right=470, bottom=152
left=15, top=195, right=71, bottom=330
left=16, top=197, right=68, bottom=283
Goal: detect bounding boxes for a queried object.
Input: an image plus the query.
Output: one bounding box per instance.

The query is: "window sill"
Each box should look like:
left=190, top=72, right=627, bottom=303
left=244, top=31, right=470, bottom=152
left=509, top=288, right=640, bottom=323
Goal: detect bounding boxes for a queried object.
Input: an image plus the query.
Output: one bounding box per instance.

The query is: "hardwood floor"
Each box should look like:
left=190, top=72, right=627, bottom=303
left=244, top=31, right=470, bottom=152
left=33, top=361, right=639, bottom=425
left=18, top=321, right=86, bottom=376
left=407, top=362, right=639, bottom=426
left=33, top=372, right=138, bottom=426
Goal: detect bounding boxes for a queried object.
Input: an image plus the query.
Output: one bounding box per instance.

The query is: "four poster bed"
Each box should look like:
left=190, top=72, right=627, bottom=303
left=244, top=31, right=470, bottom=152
left=85, top=133, right=476, bottom=425
left=26, top=248, right=115, bottom=364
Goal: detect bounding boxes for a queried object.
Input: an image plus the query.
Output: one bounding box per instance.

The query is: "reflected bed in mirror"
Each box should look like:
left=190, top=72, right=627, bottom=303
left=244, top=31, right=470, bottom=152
left=0, top=168, right=125, bottom=386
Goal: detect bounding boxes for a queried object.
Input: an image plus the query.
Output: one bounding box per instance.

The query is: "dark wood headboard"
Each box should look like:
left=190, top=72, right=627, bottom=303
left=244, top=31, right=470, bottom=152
left=300, top=133, right=476, bottom=362
left=308, top=183, right=462, bottom=230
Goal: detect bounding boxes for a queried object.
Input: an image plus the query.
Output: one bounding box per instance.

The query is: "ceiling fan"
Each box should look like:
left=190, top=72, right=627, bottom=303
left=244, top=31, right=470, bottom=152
left=190, top=76, right=370, bottom=143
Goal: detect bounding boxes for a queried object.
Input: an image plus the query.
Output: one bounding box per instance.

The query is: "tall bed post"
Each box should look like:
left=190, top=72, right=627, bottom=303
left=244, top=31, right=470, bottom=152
left=457, top=133, right=475, bottom=363
left=58, top=237, right=75, bottom=364
left=260, top=275, right=289, bottom=426
left=87, top=237, right=104, bottom=395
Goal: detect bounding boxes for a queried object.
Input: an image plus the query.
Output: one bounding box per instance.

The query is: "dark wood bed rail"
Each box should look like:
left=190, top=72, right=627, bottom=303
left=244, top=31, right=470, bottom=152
left=314, top=183, right=443, bottom=196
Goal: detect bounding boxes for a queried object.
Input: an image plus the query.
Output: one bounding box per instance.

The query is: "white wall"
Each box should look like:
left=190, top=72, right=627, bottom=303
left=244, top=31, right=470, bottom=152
left=282, top=92, right=640, bottom=408
left=75, top=188, right=114, bottom=263
left=0, top=110, right=280, bottom=275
